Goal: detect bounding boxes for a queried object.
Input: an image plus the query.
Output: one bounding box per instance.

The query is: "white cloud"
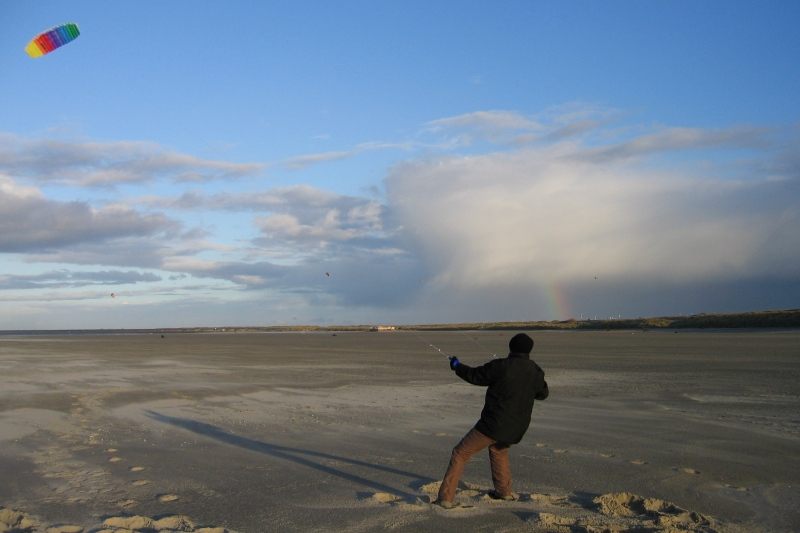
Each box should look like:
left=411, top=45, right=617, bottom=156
left=281, top=108, right=609, bottom=171
left=160, top=185, right=345, bottom=211
left=426, top=110, right=542, bottom=133
left=585, top=126, right=767, bottom=162
left=257, top=210, right=365, bottom=243
left=142, top=185, right=391, bottom=249
left=0, top=176, right=178, bottom=253
left=284, top=150, right=353, bottom=169
left=232, top=274, right=267, bottom=286
left=0, top=133, right=263, bottom=186
left=283, top=141, right=413, bottom=170
left=254, top=194, right=387, bottom=247
left=420, top=106, right=628, bottom=149
left=161, top=256, right=223, bottom=273
left=0, top=269, right=161, bottom=290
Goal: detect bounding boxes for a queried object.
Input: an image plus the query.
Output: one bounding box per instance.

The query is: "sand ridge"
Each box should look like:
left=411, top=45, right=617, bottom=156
left=358, top=482, right=724, bottom=532
left=0, top=506, right=232, bottom=533
left=1, top=488, right=721, bottom=533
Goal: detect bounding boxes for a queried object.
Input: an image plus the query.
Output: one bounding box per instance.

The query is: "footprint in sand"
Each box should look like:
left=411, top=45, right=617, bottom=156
left=535, top=442, right=547, bottom=448
left=593, top=491, right=717, bottom=530
left=418, top=481, right=441, bottom=495
left=102, top=514, right=223, bottom=531
left=108, top=456, right=123, bottom=463
left=116, top=499, right=137, bottom=509
left=45, top=526, right=84, bottom=533
left=367, top=492, right=402, bottom=504
left=157, top=494, right=180, bottom=503
left=531, top=493, right=571, bottom=506
left=553, top=449, right=568, bottom=454
left=1, top=508, right=38, bottom=531
left=681, top=468, right=700, bottom=475
left=630, top=459, right=647, bottom=465
left=106, top=448, right=118, bottom=453
left=724, top=484, right=748, bottom=492
left=533, top=512, right=578, bottom=528
left=132, top=479, right=150, bottom=486
left=600, top=452, right=615, bottom=458
left=129, top=466, right=145, bottom=472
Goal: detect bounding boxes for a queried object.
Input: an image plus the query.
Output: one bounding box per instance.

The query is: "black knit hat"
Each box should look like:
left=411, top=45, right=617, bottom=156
left=509, top=333, right=534, bottom=354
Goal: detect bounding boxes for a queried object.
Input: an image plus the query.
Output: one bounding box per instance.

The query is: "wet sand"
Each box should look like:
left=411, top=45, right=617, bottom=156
left=1, top=330, right=798, bottom=532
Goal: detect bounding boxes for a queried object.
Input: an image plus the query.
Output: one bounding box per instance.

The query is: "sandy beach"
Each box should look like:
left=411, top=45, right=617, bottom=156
left=1, top=330, right=798, bottom=532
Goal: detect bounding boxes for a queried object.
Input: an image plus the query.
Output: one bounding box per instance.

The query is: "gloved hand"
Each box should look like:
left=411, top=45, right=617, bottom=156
left=449, top=356, right=460, bottom=370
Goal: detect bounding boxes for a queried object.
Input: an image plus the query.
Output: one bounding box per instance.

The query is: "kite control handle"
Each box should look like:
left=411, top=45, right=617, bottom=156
left=449, top=356, right=460, bottom=370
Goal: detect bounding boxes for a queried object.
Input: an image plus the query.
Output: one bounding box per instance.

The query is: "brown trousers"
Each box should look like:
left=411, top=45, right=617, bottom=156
left=437, top=427, right=512, bottom=502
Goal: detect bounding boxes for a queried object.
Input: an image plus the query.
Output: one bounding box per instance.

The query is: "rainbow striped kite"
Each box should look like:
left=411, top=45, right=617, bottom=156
left=25, top=23, right=80, bottom=58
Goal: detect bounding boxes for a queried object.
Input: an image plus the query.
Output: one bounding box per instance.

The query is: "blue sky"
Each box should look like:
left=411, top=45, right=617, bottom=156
left=1, top=1, right=799, bottom=328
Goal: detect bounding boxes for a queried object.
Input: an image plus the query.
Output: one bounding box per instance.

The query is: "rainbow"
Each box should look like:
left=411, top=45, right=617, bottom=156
left=25, top=23, right=80, bottom=58
left=546, top=282, right=572, bottom=320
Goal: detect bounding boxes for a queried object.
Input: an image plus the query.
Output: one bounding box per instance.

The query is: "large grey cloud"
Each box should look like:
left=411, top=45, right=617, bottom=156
left=0, top=134, right=263, bottom=185
left=385, top=123, right=800, bottom=318
left=388, top=151, right=799, bottom=285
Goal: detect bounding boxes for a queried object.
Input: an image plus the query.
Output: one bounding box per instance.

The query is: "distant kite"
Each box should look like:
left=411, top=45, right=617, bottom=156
left=325, top=272, right=331, bottom=277
left=25, top=23, right=80, bottom=58
left=110, top=292, right=116, bottom=298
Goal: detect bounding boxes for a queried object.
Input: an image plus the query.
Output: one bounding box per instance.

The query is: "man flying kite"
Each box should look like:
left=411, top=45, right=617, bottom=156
left=435, top=333, right=549, bottom=508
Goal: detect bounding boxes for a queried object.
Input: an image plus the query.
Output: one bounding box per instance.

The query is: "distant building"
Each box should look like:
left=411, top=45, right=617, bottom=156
left=370, top=325, right=397, bottom=332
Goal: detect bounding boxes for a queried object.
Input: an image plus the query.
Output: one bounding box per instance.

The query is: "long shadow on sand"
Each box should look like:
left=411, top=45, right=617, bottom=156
left=145, top=410, right=430, bottom=501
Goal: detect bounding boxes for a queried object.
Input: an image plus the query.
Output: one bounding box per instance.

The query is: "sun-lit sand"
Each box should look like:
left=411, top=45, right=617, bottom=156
left=1, top=330, right=798, bottom=532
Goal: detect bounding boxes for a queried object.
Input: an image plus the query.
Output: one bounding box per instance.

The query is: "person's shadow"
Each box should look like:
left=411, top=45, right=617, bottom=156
left=144, top=410, right=431, bottom=502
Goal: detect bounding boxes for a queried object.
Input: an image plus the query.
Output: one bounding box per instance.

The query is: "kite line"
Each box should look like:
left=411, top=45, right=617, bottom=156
left=407, top=329, right=498, bottom=361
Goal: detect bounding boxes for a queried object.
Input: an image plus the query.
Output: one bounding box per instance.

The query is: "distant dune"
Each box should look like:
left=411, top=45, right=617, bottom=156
left=1, top=309, right=798, bottom=336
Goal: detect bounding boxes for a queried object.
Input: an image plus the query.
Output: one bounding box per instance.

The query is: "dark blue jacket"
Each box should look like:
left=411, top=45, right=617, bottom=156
left=455, top=352, right=548, bottom=445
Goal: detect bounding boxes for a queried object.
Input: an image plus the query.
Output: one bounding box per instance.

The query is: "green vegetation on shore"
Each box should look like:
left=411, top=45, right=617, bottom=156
left=1, top=309, right=798, bottom=336
left=400, top=308, right=800, bottom=331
